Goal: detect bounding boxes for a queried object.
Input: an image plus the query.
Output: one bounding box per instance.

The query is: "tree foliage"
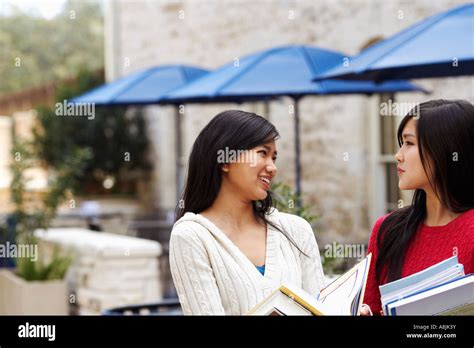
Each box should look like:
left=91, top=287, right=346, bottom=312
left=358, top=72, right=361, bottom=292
left=0, top=0, right=104, bottom=95
left=33, top=68, right=152, bottom=194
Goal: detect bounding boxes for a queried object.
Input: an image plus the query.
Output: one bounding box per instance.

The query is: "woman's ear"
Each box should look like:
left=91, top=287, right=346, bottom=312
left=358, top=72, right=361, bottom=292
left=222, top=164, right=229, bottom=172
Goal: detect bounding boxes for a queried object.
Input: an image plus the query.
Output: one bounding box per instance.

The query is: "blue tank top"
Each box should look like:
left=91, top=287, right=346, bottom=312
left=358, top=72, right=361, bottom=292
left=256, top=264, right=265, bottom=276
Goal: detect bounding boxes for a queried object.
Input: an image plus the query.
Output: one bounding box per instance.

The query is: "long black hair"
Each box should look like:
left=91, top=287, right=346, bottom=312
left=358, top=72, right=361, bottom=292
left=376, top=99, right=474, bottom=283
left=176, top=110, right=307, bottom=255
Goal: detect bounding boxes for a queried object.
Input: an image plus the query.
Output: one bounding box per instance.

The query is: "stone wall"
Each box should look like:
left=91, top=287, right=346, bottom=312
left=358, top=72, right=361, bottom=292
left=35, top=228, right=163, bottom=315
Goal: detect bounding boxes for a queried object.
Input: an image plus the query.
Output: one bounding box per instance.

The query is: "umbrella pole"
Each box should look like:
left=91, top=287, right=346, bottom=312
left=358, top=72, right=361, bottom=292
left=175, top=105, right=183, bottom=202
left=293, top=97, right=302, bottom=208
left=264, top=101, right=270, bottom=121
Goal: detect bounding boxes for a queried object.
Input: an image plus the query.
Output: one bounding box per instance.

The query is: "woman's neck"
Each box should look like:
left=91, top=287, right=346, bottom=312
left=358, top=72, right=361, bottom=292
left=423, top=187, right=460, bottom=226
left=202, top=184, right=257, bottom=231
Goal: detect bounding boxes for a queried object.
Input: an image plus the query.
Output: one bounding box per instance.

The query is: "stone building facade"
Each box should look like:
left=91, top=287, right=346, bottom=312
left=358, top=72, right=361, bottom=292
left=104, top=0, right=473, bottom=245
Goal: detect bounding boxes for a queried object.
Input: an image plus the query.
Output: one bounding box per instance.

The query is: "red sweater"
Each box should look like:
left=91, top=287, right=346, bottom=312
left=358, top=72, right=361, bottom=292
left=363, top=209, right=474, bottom=315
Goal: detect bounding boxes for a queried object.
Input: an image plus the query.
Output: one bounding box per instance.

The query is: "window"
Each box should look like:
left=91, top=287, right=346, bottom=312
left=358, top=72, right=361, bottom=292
left=368, top=93, right=405, bottom=226
left=379, top=93, right=401, bottom=213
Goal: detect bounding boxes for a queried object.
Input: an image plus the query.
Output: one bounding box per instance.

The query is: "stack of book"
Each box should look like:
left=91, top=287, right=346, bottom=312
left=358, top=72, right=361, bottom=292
left=380, top=255, right=473, bottom=315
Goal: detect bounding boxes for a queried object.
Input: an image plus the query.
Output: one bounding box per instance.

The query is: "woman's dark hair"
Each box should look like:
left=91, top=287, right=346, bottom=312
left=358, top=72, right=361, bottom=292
left=176, top=110, right=307, bottom=255
left=376, top=99, right=474, bottom=283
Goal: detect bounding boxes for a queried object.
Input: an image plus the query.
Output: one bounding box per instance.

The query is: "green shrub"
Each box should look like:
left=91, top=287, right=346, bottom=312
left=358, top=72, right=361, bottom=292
left=271, top=181, right=319, bottom=225
left=271, top=182, right=347, bottom=275
left=17, top=247, right=72, bottom=282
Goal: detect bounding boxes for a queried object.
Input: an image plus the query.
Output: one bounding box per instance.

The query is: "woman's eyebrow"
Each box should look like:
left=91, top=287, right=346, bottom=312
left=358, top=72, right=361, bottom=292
left=402, top=133, right=416, bottom=139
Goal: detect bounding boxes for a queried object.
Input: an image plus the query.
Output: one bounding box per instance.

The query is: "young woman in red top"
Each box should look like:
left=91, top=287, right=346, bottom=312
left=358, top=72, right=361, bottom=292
left=362, top=99, right=474, bottom=315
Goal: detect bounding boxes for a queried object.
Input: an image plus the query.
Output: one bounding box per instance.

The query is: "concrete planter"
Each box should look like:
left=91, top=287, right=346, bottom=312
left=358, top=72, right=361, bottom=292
left=0, top=269, right=68, bottom=315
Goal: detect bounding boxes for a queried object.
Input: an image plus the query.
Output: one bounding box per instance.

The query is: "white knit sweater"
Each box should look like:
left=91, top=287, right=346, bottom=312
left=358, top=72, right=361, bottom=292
left=169, top=208, right=326, bottom=315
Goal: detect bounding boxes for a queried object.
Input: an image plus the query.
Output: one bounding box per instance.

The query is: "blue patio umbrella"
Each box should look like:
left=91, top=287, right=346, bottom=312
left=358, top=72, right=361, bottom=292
left=72, top=65, right=208, bottom=105
left=72, top=64, right=209, bottom=201
left=162, top=45, right=426, bottom=203
left=313, top=3, right=474, bottom=82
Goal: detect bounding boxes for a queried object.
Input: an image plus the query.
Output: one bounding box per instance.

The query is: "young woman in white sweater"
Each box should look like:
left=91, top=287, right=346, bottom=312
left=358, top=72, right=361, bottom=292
left=169, top=110, right=326, bottom=315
